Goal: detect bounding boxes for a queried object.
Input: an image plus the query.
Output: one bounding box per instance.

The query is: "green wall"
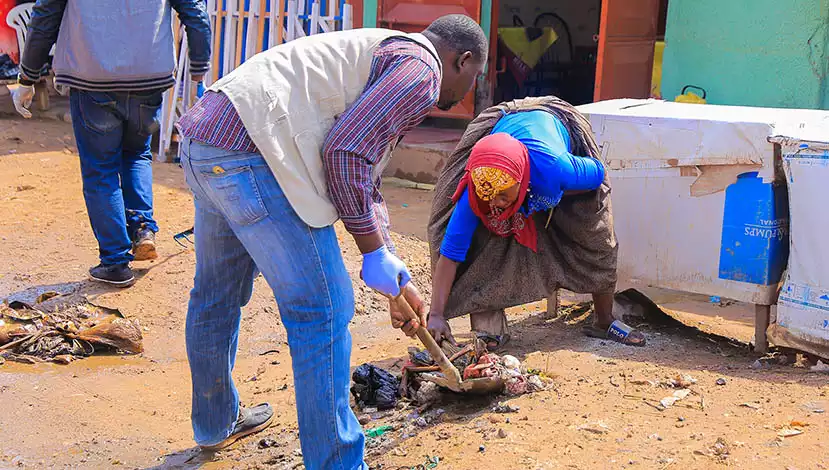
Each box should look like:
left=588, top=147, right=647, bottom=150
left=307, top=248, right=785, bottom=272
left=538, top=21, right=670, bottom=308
left=662, top=0, right=829, bottom=109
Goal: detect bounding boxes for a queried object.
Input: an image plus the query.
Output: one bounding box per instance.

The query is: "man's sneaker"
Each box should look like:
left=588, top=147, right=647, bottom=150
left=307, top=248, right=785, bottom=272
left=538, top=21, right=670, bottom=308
left=200, top=403, right=275, bottom=451
left=89, top=263, right=136, bottom=288
left=132, top=226, right=157, bottom=261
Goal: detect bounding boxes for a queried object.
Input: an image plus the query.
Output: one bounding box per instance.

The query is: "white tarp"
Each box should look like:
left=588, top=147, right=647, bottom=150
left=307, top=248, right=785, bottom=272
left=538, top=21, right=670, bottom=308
left=768, top=126, right=829, bottom=357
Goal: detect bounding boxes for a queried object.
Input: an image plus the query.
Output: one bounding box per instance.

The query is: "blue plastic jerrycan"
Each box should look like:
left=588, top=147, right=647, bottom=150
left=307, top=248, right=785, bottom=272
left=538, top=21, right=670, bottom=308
left=718, top=172, right=789, bottom=285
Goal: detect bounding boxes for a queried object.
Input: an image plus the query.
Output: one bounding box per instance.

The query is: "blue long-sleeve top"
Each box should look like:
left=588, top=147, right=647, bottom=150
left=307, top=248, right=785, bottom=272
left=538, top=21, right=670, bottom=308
left=440, top=110, right=606, bottom=263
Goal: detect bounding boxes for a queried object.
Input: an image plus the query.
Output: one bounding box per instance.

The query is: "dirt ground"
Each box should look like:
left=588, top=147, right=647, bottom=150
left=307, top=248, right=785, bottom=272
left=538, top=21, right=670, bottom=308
left=1, top=116, right=828, bottom=470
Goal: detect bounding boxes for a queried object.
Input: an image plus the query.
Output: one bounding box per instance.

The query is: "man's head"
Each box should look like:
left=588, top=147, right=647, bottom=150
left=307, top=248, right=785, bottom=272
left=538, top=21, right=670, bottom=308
left=422, top=14, right=488, bottom=111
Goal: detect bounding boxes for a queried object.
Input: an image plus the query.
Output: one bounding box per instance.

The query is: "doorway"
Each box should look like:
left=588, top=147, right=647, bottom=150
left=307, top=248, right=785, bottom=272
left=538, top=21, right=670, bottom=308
left=491, top=0, right=669, bottom=106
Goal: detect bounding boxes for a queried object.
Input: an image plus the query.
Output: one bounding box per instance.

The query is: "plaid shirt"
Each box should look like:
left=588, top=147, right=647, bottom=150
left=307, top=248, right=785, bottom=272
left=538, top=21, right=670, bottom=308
left=177, top=38, right=441, bottom=244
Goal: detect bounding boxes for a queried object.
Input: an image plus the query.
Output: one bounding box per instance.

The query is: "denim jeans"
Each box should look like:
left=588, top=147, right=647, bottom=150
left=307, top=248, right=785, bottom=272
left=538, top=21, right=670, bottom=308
left=180, top=139, right=367, bottom=470
left=69, top=88, right=162, bottom=266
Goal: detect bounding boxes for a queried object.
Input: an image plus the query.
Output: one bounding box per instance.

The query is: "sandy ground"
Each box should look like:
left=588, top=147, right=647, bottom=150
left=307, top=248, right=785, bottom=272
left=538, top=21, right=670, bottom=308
left=1, top=116, right=828, bottom=470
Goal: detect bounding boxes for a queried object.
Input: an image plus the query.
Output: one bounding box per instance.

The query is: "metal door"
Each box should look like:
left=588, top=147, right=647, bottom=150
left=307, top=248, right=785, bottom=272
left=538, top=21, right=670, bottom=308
left=594, top=0, right=659, bottom=101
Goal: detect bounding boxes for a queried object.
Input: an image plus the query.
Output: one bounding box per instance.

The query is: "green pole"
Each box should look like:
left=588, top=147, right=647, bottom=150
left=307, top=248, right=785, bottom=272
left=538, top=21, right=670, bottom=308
left=480, top=0, right=492, bottom=43
left=480, top=0, right=492, bottom=72
left=363, top=0, right=378, bottom=28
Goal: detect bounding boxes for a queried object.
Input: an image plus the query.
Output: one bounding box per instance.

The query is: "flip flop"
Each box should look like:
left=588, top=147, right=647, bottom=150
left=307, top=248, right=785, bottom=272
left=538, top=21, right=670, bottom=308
left=582, top=320, right=646, bottom=347
left=474, top=332, right=510, bottom=352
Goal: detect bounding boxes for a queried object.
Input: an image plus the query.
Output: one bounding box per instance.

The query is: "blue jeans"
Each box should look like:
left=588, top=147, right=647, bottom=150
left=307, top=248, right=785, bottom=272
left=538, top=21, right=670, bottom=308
left=180, top=139, right=367, bottom=470
left=69, top=88, right=162, bottom=266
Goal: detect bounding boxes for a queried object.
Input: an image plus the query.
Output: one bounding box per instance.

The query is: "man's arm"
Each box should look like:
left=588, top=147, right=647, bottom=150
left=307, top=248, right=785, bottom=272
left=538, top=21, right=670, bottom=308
left=322, top=55, right=439, bottom=254
left=19, top=0, right=68, bottom=81
left=170, top=0, right=212, bottom=79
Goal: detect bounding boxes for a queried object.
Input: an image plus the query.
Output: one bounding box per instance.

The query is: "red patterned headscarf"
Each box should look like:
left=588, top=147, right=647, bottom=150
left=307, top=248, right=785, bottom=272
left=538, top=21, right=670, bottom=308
left=451, top=133, right=537, bottom=251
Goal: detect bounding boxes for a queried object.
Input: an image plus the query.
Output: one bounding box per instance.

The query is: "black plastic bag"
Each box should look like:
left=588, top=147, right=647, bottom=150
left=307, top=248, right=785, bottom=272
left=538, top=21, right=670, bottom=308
left=350, top=363, right=400, bottom=410
left=0, top=54, right=19, bottom=80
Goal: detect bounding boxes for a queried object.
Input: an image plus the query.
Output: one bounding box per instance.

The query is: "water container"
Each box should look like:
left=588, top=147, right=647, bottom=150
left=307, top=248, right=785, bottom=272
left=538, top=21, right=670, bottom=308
left=718, top=172, right=789, bottom=285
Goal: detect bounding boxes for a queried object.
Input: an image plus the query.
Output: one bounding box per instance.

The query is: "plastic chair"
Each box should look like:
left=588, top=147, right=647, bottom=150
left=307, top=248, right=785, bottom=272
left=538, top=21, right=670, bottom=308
left=6, top=3, right=35, bottom=58
left=6, top=2, right=56, bottom=109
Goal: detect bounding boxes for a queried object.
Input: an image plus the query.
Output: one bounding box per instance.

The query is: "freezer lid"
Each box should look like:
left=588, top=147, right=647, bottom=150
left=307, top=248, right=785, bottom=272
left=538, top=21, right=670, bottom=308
left=577, top=99, right=829, bottom=171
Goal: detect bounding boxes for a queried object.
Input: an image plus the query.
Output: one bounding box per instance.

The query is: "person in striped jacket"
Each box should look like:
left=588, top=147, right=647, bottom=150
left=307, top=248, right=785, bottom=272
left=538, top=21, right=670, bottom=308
left=11, top=0, right=211, bottom=287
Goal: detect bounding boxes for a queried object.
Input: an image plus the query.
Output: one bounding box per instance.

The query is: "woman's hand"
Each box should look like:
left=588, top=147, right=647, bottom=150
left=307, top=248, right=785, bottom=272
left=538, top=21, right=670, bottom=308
left=427, top=314, right=456, bottom=346
left=389, top=282, right=427, bottom=337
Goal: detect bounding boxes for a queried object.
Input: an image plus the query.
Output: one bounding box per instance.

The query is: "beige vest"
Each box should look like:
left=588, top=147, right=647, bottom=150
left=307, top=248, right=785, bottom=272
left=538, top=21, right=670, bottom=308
left=212, top=29, right=441, bottom=228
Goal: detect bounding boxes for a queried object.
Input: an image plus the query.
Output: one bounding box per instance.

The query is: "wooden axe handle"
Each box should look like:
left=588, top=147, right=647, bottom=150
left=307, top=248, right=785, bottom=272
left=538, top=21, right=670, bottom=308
left=390, top=294, right=463, bottom=390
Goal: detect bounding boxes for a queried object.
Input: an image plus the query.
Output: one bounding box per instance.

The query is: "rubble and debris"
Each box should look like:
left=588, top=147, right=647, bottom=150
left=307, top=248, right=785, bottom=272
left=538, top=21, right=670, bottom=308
left=660, top=389, right=691, bottom=409
left=716, top=378, right=727, bottom=386
left=670, top=374, right=697, bottom=388
left=0, top=300, right=142, bottom=364
left=777, top=427, right=804, bottom=437
left=802, top=401, right=825, bottom=414
left=365, top=425, right=394, bottom=438
left=258, top=438, right=279, bottom=449
left=415, top=381, right=441, bottom=407
left=401, top=341, right=550, bottom=400
left=351, top=364, right=401, bottom=411
left=576, top=421, right=610, bottom=435
left=709, top=437, right=730, bottom=461
left=0, top=54, right=19, bottom=80
left=491, top=402, right=520, bottom=414
left=810, top=360, right=829, bottom=372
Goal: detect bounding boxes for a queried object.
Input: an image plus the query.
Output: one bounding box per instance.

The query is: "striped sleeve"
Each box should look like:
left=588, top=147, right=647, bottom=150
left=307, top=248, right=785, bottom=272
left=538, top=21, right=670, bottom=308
left=322, top=51, right=439, bottom=237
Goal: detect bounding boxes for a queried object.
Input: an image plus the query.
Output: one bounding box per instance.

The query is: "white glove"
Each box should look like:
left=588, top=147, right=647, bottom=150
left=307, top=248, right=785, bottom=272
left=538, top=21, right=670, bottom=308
left=11, top=84, right=34, bottom=119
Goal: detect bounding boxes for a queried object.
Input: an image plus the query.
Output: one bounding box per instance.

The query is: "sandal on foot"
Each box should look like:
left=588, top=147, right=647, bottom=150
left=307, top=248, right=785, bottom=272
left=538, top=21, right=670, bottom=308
left=475, top=332, right=511, bottom=352
left=582, top=320, right=646, bottom=347
left=200, top=403, right=275, bottom=451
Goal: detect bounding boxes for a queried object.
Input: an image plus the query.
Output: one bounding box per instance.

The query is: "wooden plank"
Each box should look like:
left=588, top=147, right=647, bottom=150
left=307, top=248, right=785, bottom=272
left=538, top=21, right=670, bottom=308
left=235, top=0, right=246, bottom=68
left=256, top=0, right=267, bottom=52
left=210, top=0, right=223, bottom=82
left=276, top=0, right=285, bottom=44
left=755, top=304, right=770, bottom=353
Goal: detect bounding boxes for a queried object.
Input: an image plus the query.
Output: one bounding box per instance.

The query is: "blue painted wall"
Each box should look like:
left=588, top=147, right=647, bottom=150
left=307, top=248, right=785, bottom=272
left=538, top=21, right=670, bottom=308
left=662, top=0, right=829, bottom=109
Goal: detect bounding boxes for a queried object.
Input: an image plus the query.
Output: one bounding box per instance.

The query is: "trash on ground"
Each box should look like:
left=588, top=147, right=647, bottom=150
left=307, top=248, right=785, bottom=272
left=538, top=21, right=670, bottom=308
left=740, top=402, right=762, bottom=410
left=810, top=360, right=829, bottom=372
left=716, top=378, right=727, bottom=386
left=660, top=389, right=691, bottom=409
left=351, top=364, right=401, bottom=411
left=258, top=437, right=279, bottom=449
left=0, top=299, right=142, bottom=364
left=802, top=401, right=825, bottom=414
left=491, top=402, right=520, bottom=413
left=777, top=427, right=804, bottom=437
left=670, top=374, right=697, bottom=388
left=575, top=421, right=610, bottom=434
left=365, top=425, right=394, bottom=438
left=415, top=381, right=441, bottom=407
left=401, top=339, right=551, bottom=401
left=708, top=437, right=730, bottom=460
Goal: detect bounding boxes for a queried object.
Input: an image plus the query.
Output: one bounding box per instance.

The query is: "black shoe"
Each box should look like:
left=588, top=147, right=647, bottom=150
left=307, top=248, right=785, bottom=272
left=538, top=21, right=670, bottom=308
left=88, top=263, right=136, bottom=287
left=132, top=225, right=157, bottom=261
left=200, top=403, right=275, bottom=451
